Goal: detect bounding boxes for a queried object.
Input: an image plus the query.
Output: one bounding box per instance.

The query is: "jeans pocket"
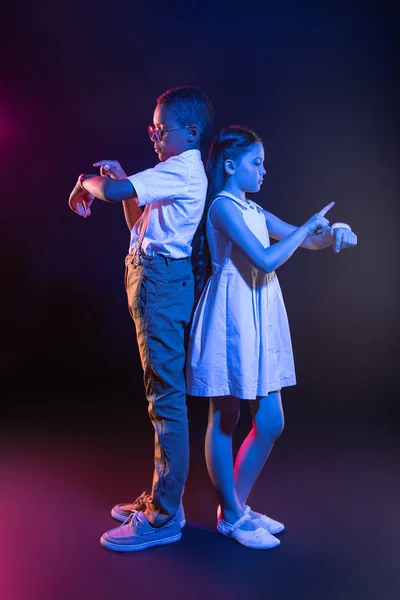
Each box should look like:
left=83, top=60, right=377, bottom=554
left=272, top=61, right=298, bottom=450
left=153, top=277, right=194, bottom=327
left=167, top=272, right=192, bottom=285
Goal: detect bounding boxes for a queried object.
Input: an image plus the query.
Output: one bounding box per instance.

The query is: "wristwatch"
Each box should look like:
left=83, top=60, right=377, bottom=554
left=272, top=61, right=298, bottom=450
left=330, top=222, right=352, bottom=234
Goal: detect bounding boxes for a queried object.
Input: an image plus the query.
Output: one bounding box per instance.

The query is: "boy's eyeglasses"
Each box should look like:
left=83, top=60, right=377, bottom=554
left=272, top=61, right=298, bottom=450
left=147, top=125, right=188, bottom=142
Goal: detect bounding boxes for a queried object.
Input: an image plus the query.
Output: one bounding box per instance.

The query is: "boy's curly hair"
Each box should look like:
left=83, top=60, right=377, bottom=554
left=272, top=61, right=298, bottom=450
left=157, top=86, right=215, bottom=135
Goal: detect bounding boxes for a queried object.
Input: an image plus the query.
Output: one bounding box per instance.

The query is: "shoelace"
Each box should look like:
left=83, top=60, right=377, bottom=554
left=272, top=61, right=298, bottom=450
left=259, top=514, right=272, bottom=526
left=121, top=510, right=145, bottom=529
left=254, top=528, right=266, bottom=539
left=245, top=506, right=273, bottom=527
left=127, top=491, right=149, bottom=512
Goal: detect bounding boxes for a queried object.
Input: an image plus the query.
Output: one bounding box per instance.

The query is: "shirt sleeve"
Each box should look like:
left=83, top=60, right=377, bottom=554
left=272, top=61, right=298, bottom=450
left=127, top=154, right=190, bottom=207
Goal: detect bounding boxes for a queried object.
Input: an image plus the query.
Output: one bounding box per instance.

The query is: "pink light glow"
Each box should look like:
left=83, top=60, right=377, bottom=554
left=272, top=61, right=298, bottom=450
left=0, top=103, right=25, bottom=162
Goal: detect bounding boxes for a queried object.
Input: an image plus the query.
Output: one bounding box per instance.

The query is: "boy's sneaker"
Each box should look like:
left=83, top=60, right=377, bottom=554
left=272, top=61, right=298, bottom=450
left=100, top=511, right=182, bottom=552
left=111, top=492, right=186, bottom=527
left=217, top=513, right=280, bottom=550
left=217, top=504, right=284, bottom=534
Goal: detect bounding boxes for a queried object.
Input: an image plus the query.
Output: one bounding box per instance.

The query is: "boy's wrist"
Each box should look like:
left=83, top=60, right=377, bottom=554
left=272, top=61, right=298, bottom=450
left=79, top=174, right=90, bottom=191
left=79, top=174, right=97, bottom=191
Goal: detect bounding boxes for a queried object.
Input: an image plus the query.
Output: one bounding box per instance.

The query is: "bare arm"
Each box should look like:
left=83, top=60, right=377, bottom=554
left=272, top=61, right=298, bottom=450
left=264, top=210, right=333, bottom=250
left=81, top=175, right=143, bottom=230
left=69, top=166, right=142, bottom=226
left=92, top=160, right=142, bottom=231
left=122, top=198, right=143, bottom=232
left=265, top=209, right=357, bottom=252
left=210, top=198, right=333, bottom=274
left=81, top=175, right=137, bottom=203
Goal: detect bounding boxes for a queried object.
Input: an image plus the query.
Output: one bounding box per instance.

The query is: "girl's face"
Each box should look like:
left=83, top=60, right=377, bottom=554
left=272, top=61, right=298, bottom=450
left=229, top=142, right=266, bottom=193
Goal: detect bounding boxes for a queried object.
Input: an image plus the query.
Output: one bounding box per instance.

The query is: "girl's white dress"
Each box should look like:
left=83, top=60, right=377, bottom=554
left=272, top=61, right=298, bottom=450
left=186, top=192, right=296, bottom=399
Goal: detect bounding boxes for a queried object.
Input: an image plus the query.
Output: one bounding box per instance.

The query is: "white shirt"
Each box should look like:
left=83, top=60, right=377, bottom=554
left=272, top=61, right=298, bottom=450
left=127, top=149, right=207, bottom=258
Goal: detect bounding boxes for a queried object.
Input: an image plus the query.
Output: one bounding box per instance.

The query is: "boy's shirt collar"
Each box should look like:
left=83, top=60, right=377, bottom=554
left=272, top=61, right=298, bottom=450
left=158, top=148, right=201, bottom=163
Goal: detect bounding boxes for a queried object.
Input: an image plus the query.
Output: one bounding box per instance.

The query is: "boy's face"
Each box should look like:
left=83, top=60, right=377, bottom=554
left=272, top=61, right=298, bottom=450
left=150, top=104, right=191, bottom=162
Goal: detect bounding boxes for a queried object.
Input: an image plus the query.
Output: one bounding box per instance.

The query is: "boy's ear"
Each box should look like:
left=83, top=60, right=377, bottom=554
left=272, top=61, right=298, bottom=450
left=224, top=159, right=235, bottom=175
left=187, top=124, right=199, bottom=140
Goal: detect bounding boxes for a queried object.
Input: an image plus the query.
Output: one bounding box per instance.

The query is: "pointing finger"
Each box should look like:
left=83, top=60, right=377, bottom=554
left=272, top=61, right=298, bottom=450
left=318, top=201, right=335, bottom=217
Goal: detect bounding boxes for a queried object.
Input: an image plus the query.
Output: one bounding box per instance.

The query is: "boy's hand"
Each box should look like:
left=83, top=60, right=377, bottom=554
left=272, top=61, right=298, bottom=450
left=332, top=228, right=358, bottom=253
left=68, top=178, right=94, bottom=218
left=93, top=160, right=127, bottom=180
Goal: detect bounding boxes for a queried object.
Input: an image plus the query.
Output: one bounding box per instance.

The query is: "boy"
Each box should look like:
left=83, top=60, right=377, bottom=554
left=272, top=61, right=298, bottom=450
left=69, top=86, right=214, bottom=551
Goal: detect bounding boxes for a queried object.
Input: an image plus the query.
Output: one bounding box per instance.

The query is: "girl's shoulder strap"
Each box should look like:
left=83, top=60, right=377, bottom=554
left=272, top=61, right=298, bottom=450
left=208, top=191, right=249, bottom=213
left=207, top=192, right=248, bottom=232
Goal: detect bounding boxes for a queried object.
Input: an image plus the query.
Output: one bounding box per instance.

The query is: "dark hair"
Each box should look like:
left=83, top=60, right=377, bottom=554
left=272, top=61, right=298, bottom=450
left=191, top=125, right=262, bottom=301
left=157, top=86, right=215, bottom=135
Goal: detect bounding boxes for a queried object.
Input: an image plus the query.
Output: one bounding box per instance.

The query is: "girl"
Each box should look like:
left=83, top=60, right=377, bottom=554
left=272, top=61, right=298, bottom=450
left=187, top=126, right=357, bottom=550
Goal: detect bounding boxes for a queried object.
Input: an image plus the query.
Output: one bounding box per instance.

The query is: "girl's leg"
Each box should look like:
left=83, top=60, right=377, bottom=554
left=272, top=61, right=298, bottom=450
left=205, top=396, right=256, bottom=529
left=234, top=391, right=284, bottom=508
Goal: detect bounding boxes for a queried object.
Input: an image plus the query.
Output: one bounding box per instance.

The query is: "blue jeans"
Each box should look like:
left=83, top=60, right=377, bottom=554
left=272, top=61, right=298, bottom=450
left=125, top=254, right=194, bottom=525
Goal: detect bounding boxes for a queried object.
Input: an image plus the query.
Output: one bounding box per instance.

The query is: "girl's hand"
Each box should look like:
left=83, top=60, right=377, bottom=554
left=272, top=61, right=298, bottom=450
left=303, top=202, right=335, bottom=236
left=332, top=228, right=358, bottom=253
left=68, top=178, right=95, bottom=218
left=93, top=159, right=127, bottom=180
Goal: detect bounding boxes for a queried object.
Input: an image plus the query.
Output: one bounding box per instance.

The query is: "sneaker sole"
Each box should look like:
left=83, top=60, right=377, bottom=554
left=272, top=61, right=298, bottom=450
left=217, top=527, right=280, bottom=550
left=111, top=508, right=186, bottom=528
left=269, top=525, right=285, bottom=535
left=100, top=531, right=182, bottom=552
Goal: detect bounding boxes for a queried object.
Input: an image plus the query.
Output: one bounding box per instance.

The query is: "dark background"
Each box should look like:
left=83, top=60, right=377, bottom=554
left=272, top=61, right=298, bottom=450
left=1, top=1, right=399, bottom=599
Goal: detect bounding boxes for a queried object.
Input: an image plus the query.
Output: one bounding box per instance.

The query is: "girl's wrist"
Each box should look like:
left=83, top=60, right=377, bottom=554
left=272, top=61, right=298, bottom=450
left=299, top=223, right=311, bottom=237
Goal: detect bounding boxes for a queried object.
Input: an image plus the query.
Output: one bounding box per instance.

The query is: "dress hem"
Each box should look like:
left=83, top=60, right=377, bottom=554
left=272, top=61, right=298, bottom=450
left=187, top=376, right=297, bottom=400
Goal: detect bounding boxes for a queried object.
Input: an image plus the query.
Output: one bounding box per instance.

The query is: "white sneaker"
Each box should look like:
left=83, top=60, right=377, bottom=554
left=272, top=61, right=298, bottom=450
left=217, top=504, right=284, bottom=534
left=217, top=513, right=280, bottom=550
left=244, top=505, right=285, bottom=534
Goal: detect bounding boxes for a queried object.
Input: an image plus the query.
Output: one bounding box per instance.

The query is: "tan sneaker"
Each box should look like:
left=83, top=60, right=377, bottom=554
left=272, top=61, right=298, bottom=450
left=111, top=492, right=186, bottom=527
left=101, top=511, right=182, bottom=552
